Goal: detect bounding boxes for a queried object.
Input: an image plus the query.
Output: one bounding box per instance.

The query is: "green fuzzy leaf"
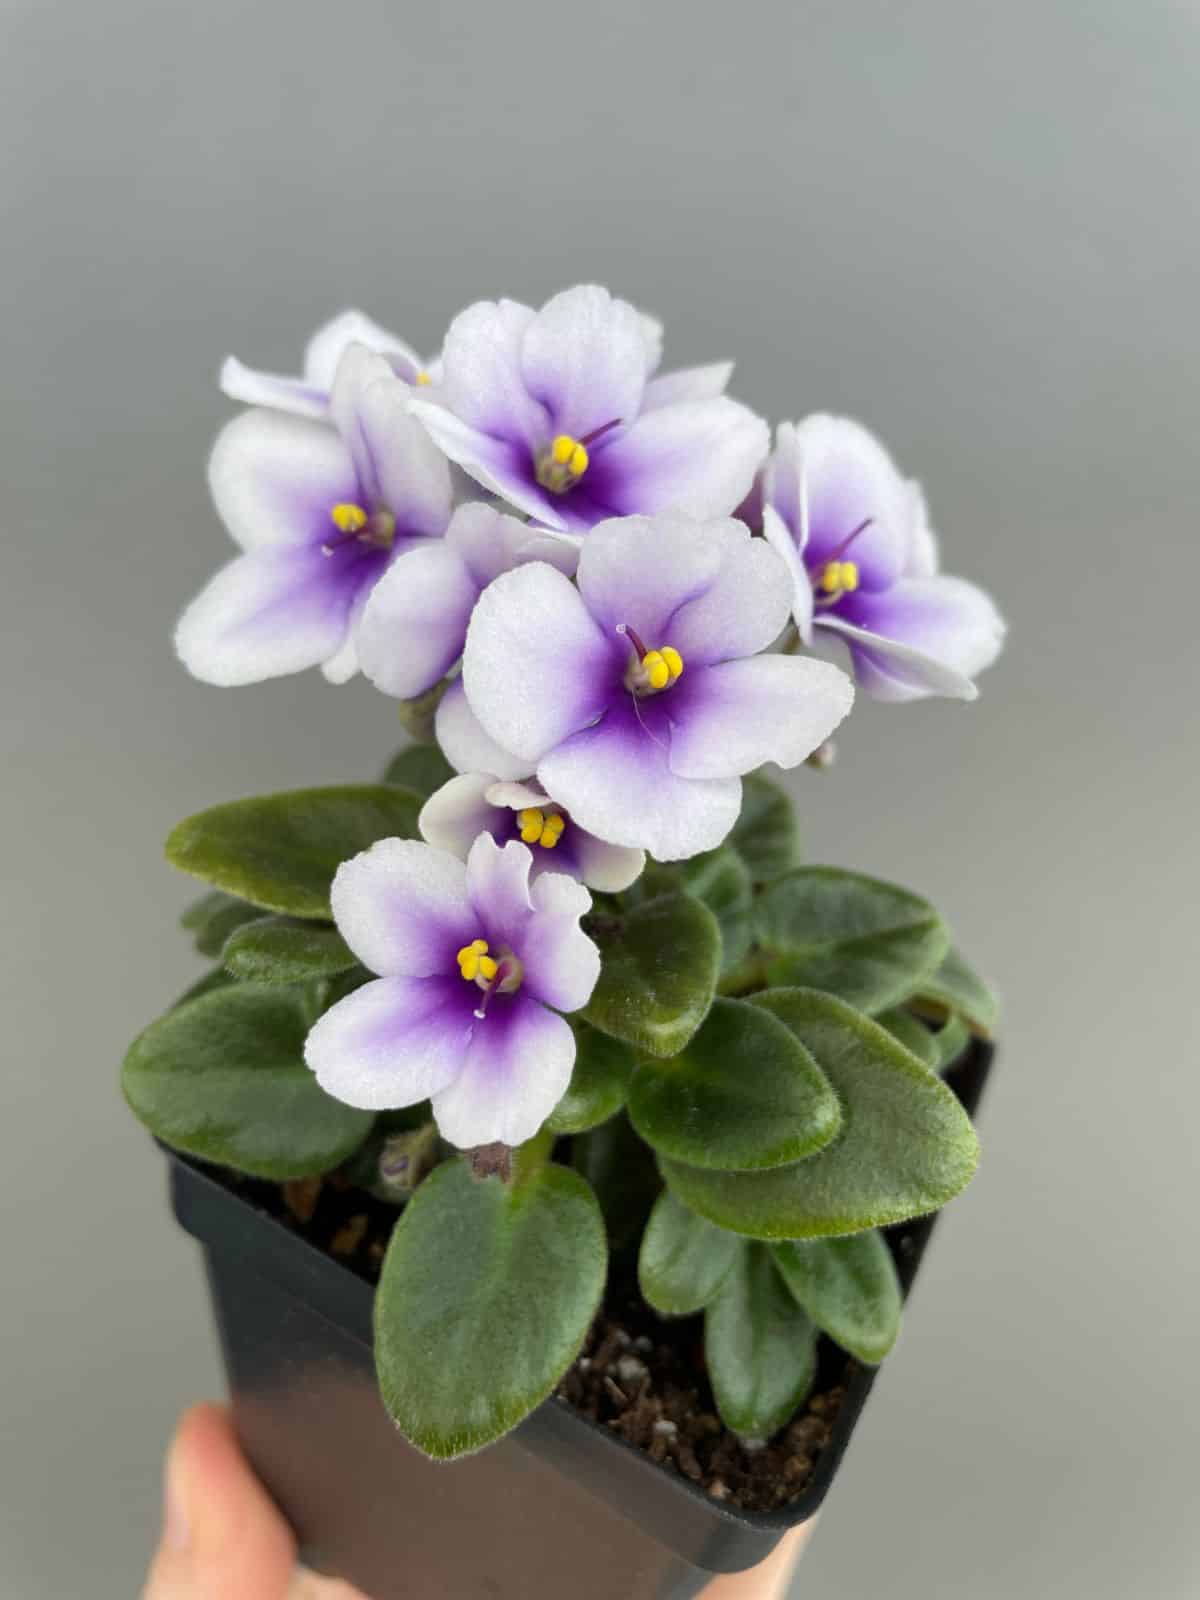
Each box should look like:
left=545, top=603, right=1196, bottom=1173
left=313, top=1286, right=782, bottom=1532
left=638, top=1189, right=742, bottom=1315
left=582, top=894, right=721, bottom=1058
left=166, top=784, right=423, bottom=919
left=546, top=1024, right=637, bottom=1134
left=222, top=916, right=358, bottom=984
left=659, top=988, right=979, bottom=1239
left=682, top=848, right=754, bottom=973
left=933, top=1012, right=972, bottom=1072
left=172, top=967, right=236, bottom=1009
left=913, top=946, right=1000, bottom=1038
left=374, top=1155, right=607, bottom=1460
left=381, top=743, right=456, bottom=800
left=754, top=866, right=950, bottom=1013
left=730, top=773, right=801, bottom=882
left=876, top=1007, right=940, bottom=1070
left=772, top=1231, right=902, bottom=1364
left=628, top=997, right=841, bottom=1171
left=180, top=890, right=265, bottom=958
left=122, top=984, right=374, bottom=1179
left=705, top=1244, right=817, bottom=1439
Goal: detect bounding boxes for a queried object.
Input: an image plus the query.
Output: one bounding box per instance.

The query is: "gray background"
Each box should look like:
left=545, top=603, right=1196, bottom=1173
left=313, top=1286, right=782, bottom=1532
left=3, top=2, right=1197, bottom=1595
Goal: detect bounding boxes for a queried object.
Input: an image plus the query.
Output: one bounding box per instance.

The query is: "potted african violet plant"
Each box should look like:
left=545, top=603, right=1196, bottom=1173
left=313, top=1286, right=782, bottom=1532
left=124, top=285, right=1004, bottom=1599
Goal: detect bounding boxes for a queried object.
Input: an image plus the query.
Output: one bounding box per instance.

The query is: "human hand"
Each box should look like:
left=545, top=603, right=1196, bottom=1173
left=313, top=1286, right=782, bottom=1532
left=144, top=1404, right=812, bottom=1598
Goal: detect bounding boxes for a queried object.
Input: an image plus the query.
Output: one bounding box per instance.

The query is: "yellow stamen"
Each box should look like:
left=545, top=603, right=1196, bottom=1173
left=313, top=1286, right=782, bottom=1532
left=818, top=560, right=859, bottom=597
left=637, top=645, right=684, bottom=693
left=415, top=370, right=432, bottom=386
left=456, top=938, right=491, bottom=981
left=536, top=435, right=589, bottom=493
left=539, top=813, right=566, bottom=848
left=660, top=646, right=683, bottom=678
left=518, top=807, right=545, bottom=844
left=331, top=502, right=368, bottom=534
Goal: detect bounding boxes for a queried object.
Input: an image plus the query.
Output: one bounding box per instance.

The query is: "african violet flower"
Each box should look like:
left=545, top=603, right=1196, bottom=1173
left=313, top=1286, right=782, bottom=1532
left=408, top=284, right=768, bottom=534
left=176, top=346, right=453, bottom=685
left=357, top=502, right=577, bottom=701
left=419, top=773, right=645, bottom=892
left=461, top=514, right=855, bottom=859
left=761, top=416, right=1005, bottom=701
left=304, top=834, right=600, bottom=1148
left=219, top=308, right=439, bottom=420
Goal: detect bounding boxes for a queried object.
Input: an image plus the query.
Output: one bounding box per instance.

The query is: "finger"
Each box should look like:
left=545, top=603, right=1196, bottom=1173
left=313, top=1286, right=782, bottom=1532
left=700, top=1520, right=816, bottom=1600
left=143, top=1402, right=297, bottom=1599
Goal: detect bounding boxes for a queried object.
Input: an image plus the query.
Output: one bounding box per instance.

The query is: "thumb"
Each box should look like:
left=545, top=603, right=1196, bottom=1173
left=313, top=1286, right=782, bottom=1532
left=143, top=1403, right=297, bottom=1599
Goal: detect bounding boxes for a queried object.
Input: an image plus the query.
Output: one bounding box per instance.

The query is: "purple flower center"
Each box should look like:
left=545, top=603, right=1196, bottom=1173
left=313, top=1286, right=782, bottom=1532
left=456, top=938, right=524, bottom=1020
left=810, top=517, right=872, bottom=608
left=534, top=418, right=623, bottom=495
left=321, top=501, right=396, bottom=557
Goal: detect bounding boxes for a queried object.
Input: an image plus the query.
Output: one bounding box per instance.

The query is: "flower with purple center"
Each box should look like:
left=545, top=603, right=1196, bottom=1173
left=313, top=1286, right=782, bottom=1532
left=408, top=284, right=768, bottom=534
left=761, top=416, right=1006, bottom=701
left=356, top=501, right=577, bottom=701
left=219, top=308, right=439, bottom=420
left=176, top=345, right=454, bottom=686
left=461, top=515, right=855, bottom=860
left=419, top=773, right=645, bottom=892
left=304, top=834, right=600, bottom=1149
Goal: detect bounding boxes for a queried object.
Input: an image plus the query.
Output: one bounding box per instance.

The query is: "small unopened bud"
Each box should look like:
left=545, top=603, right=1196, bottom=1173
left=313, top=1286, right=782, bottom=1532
left=376, top=1124, right=439, bottom=1200
left=467, top=1142, right=512, bottom=1182
left=806, top=739, right=837, bottom=770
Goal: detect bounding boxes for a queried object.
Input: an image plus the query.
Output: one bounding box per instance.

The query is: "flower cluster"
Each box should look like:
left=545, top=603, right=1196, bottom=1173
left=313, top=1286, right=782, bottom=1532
left=175, top=285, right=1004, bottom=1151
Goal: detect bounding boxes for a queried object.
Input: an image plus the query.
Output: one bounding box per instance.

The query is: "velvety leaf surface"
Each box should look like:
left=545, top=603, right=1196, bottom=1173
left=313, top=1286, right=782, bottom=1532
left=876, top=1007, right=940, bottom=1069
left=172, top=967, right=236, bottom=1009
left=705, top=1244, right=817, bottom=1439
left=914, top=946, right=1000, bottom=1038
left=628, top=997, right=841, bottom=1171
left=222, top=916, right=357, bottom=984
left=934, top=1013, right=972, bottom=1072
left=681, top=848, right=754, bottom=973
left=659, top=989, right=979, bottom=1238
left=772, top=1230, right=902, bottom=1364
left=546, top=1023, right=637, bottom=1134
left=122, top=984, right=374, bottom=1178
left=729, top=774, right=801, bottom=882
left=638, top=1189, right=743, bottom=1315
left=571, top=1113, right=663, bottom=1256
left=166, top=785, right=423, bottom=919
left=381, top=743, right=456, bottom=799
left=755, top=867, right=949, bottom=1013
left=582, top=894, right=721, bottom=1058
left=180, top=890, right=265, bottom=958
left=374, top=1156, right=607, bottom=1460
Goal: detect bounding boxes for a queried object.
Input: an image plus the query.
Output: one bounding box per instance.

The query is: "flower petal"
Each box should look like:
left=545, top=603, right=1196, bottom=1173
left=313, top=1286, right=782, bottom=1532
left=437, top=297, right=548, bottom=449
left=762, top=502, right=814, bottom=642
left=330, top=837, right=471, bottom=978
left=903, top=480, right=940, bottom=577
left=821, top=575, right=1005, bottom=701
left=174, top=547, right=365, bottom=686
left=218, top=358, right=328, bottom=420
left=665, top=520, right=794, bottom=666
left=418, top=773, right=498, bottom=861
left=520, top=870, right=600, bottom=1012
left=357, top=379, right=454, bottom=537
left=445, top=500, right=579, bottom=586
left=520, top=284, right=651, bottom=441
left=763, top=421, right=804, bottom=548
left=466, top=834, right=537, bottom=955
left=304, top=309, right=424, bottom=389
left=642, top=361, right=734, bottom=412
left=598, top=396, right=769, bottom=520
left=792, top=414, right=913, bottom=590
left=568, top=830, right=647, bottom=894
left=537, top=697, right=741, bottom=861
left=435, top=681, right=534, bottom=782
left=430, top=995, right=575, bottom=1149
left=208, top=409, right=358, bottom=552
left=667, top=655, right=855, bottom=780
left=463, top=563, right=614, bottom=764
left=574, top=514, right=726, bottom=649
left=305, top=974, right=470, bottom=1111
left=408, top=399, right=565, bottom=529
left=357, top=540, right=478, bottom=699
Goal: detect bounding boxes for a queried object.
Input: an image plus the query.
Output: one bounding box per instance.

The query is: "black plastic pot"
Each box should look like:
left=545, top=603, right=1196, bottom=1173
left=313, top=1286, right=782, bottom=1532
left=165, top=1043, right=991, bottom=1600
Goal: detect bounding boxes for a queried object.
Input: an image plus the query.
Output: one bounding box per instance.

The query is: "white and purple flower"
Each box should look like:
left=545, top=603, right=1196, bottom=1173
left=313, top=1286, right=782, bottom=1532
left=408, top=284, right=768, bottom=534
left=761, top=416, right=1005, bottom=701
left=460, top=515, right=855, bottom=860
left=219, top=308, right=439, bottom=420
left=305, top=834, right=600, bottom=1149
left=357, top=501, right=577, bottom=701
left=176, top=346, right=454, bottom=686
left=419, top=774, right=645, bottom=892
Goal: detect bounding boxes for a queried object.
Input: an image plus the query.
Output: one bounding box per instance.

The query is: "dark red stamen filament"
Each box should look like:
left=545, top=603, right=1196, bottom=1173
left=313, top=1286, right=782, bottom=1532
left=616, top=622, right=648, bottom=659
left=473, top=959, right=511, bottom=1021
left=579, top=417, right=622, bottom=448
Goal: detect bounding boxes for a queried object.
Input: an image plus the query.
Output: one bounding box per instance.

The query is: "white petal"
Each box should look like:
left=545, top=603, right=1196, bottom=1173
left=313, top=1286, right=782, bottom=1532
left=668, top=656, right=855, bottom=780
left=357, top=542, right=478, bottom=699
left=569, top=832, right=646, bottom=893
left=218, top=357, right=328, bottom=420
left=521, top=870, right=600, bottom=1013
left=520, top=284, right=651, bottom=441
left=357, top=379, right=455, bottom=537
left=418, top=773, right=498, bottom=860
left=762, top=503, right=814, bottom=642
left=304, top=309, right=424, bottom=389
left=207, top=409, right=357, bottom=552
left=642, top=361, right=734, bottom=411
left=430, top=997, right=575, bottom=1149
left=330, top=837, right=470, bottom=978
left=435, top=680, right=534, bottom=781
left=305, top=975, right=470, bottom=1111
